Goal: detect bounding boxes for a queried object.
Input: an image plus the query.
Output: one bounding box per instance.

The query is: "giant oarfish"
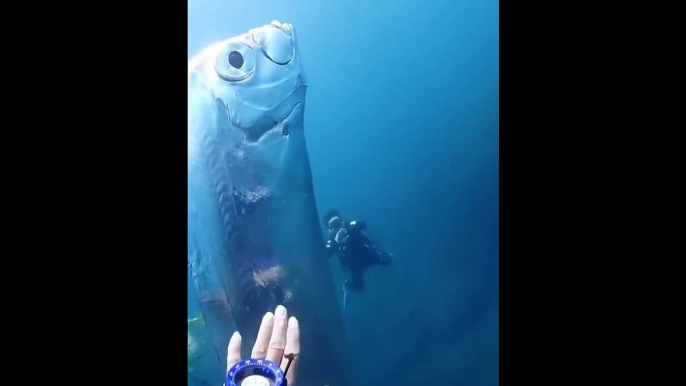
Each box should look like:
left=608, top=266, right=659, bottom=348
left=187, top=21, right=350, bottom=386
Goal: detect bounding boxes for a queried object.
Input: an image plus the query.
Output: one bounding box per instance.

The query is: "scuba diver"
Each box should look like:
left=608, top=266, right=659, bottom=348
left=322, top=209, right=393, bottom=292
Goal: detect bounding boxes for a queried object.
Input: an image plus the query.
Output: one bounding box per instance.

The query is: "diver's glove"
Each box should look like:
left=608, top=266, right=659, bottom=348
left=334, top=228, right=349, bottom=245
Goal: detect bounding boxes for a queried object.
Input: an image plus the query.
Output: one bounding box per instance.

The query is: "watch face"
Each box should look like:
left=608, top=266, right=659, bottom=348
left=230, top=361, right=282, bottom=386
left=238, top=375, right=275, bottom=386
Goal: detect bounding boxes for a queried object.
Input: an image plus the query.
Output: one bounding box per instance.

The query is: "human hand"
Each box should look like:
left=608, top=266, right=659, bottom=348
left=226, top=305, right=300, bottom=385
left=334, top=228, right=349, bottom=245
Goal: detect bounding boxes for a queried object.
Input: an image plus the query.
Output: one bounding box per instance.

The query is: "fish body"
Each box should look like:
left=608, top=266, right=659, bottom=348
left=188, top=21, right=350, bottom=386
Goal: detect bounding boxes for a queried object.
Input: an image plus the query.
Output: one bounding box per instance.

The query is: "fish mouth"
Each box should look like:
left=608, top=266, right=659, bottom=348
left=250, top=21, right=296, bottom=66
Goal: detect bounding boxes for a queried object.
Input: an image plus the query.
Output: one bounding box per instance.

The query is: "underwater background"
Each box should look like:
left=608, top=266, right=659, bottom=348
left=188, top=0, right=499, bottom=384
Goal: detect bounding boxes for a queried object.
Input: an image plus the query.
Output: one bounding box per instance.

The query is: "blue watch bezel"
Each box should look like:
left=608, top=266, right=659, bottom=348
left=226, top=358, right=285, bottom=386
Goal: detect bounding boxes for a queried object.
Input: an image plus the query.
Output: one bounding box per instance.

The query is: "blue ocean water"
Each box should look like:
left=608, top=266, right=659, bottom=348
left=188, top=0, right=499, bottom=385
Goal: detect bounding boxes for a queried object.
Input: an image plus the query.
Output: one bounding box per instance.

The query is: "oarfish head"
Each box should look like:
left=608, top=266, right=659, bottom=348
left=188, top=21, right=307, bottom=143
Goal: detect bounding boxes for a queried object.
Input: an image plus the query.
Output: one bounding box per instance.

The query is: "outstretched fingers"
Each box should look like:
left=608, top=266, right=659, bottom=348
left=226, top=332, right=242, bottom=371
left=281, top=316, right=300, bottom=385
left=266, top=305, right=289, bottom=363
left=227, top=306, right=299, bottom=384
left=251, top=312, right=275, bottom=359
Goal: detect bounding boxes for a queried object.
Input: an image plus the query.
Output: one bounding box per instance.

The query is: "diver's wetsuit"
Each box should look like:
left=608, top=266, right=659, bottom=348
left=325, top=220, right=392, bottom=292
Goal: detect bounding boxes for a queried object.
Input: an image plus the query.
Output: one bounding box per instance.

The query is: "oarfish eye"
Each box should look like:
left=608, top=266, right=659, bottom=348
left=215, top=42, right=255, bottom=82
left=228, top=51, right=244, bottom=69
